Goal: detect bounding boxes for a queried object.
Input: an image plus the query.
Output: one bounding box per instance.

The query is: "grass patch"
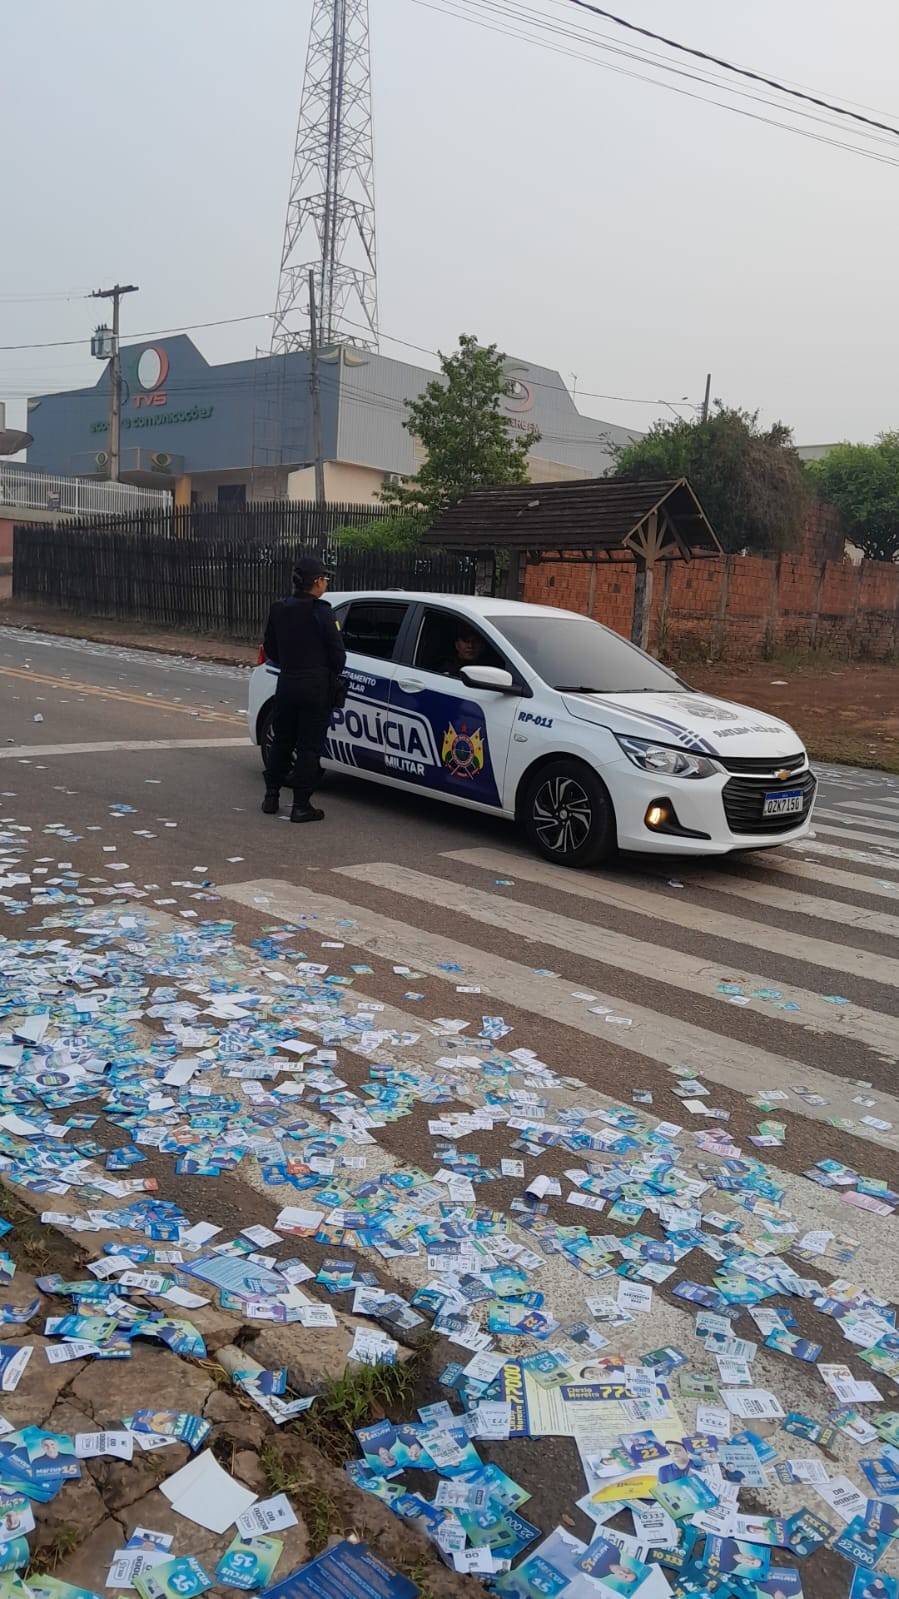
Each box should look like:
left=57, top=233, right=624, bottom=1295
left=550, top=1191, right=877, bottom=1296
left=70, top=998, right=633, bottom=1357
left=260, top=1443, right=346, bottom=1556
left=301, top=1360, right=419, bottom=1465
left=402, top=1564, right=439, bottom=1599
left=27, top=1526, right=81, bottom=1575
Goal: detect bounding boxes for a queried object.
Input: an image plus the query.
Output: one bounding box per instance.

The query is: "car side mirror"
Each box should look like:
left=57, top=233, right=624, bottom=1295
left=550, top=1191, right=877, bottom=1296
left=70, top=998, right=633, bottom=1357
left=460, top=665, right=518, bottom=693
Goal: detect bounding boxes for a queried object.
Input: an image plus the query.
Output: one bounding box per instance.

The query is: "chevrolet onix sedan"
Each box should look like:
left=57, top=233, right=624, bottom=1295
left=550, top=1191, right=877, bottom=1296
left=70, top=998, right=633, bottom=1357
left=248, top=592, right=816, bottom=868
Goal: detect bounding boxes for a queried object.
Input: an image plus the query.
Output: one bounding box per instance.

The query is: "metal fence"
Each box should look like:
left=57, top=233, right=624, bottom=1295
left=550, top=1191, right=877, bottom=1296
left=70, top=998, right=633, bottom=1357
left=0, top=464, right=171, bottom=516
left=32, top=498, right=396, bottom=544
left=13, top=523, right=485, bottom=640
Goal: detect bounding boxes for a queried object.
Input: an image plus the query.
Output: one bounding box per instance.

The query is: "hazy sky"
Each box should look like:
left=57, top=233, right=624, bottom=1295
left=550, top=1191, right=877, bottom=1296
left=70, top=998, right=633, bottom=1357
left=2, top=0, right=897, bottom=446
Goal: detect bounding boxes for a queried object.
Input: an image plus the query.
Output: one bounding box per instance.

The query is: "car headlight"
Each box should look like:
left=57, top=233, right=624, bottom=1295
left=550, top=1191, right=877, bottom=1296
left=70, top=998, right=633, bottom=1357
left=616, top=734, right=719, bottom=779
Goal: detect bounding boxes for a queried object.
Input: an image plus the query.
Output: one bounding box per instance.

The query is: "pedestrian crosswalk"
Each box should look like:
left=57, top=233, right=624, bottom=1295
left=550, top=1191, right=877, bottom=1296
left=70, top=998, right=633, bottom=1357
left=335, top=861, right=898, bottom=1056
left=786, top=835, right=899, bottom=871
left=745, top=849, right=899, bottom=902
left=219, top=779, right=899, bottom=1170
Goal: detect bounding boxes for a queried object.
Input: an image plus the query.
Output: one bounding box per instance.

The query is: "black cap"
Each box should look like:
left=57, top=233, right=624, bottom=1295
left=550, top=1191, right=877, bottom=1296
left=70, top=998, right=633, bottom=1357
left=292, top=554, right=331, bottom=586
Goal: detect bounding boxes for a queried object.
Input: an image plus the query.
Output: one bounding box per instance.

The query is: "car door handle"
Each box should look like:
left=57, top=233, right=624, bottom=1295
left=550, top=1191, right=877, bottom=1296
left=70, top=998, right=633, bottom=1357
left=397, top=678, right=425, bottom=692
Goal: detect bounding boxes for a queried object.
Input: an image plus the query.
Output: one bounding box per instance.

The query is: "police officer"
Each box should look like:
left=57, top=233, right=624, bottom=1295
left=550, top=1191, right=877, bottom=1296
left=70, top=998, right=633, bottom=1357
left=261, top=555, right=346, bottom=822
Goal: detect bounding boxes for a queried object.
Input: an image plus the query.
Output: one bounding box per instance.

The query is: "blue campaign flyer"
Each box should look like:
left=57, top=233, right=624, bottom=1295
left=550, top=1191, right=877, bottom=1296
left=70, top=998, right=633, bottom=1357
left=261, top=1541, right=418, bottom=1599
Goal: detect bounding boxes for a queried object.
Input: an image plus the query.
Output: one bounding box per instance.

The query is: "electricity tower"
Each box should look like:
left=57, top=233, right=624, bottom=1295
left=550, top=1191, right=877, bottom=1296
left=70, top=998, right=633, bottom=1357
left=271, top=0, right=378, bottom=354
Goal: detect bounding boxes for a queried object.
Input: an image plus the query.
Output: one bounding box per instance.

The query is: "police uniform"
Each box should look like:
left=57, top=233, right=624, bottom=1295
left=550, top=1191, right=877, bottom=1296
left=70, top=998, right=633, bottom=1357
left=261, top=557, right=346, bottom=822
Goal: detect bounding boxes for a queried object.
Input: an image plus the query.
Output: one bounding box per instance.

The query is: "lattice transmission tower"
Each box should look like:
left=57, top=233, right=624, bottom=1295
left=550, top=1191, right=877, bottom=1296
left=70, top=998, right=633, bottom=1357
left=271, top=0, right=378, bottom=354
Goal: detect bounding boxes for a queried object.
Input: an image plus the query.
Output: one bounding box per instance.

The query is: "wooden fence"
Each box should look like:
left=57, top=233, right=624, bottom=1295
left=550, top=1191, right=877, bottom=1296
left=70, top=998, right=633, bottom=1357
left=12, top=523, right=483, bottom=640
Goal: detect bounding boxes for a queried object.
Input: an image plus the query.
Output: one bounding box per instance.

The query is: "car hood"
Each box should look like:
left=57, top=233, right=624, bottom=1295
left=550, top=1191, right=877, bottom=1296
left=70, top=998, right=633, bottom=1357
left=561, top=689, right=803, bottom=758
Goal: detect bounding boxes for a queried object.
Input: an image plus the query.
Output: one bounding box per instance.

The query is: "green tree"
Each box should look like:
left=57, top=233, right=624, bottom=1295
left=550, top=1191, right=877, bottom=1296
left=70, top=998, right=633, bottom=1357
left=611, top=403, right=806, bottom=555
left=805, top=432, right=899, bottom=562
left=340, top=335, right=538, bottom=549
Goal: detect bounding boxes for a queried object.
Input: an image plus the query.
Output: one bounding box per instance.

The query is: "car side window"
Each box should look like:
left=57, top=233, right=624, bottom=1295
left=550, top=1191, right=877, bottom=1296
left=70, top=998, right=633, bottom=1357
left=413, top=608, right=504, bottom=675
left=340, top=601, right=408, bottom=661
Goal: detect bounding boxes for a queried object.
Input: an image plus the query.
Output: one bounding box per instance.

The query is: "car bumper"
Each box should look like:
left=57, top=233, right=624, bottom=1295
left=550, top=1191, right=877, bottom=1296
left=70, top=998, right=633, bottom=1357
left=604, top=758, right=817, bottom=855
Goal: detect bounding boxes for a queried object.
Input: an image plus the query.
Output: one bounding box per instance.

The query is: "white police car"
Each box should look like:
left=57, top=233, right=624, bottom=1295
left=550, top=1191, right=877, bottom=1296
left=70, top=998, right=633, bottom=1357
left=248, top=592, right=816, bottom=868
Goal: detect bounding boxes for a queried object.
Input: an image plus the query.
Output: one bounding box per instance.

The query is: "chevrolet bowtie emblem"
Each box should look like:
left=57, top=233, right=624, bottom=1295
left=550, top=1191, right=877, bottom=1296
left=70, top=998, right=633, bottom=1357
left=775, top=769, right=792, bottom=780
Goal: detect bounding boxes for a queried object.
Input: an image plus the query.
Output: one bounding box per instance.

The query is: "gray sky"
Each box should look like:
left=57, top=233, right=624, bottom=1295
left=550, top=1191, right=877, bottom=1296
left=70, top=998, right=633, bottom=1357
left=2, top=0, right=897, bottom=446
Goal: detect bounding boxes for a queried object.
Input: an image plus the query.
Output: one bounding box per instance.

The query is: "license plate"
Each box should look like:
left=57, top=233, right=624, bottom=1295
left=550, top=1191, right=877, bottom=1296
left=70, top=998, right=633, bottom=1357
left=762, top=788, right=803, bottom=818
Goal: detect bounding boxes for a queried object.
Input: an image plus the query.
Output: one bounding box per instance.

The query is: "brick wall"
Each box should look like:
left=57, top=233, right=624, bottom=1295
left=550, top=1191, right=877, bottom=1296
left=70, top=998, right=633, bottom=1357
left=522, top=552, right=899, bottom=662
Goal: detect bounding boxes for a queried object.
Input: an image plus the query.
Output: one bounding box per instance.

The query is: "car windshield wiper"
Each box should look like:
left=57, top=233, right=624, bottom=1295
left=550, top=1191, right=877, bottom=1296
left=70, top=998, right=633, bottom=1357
left=554, top=684, right=604, bottom=693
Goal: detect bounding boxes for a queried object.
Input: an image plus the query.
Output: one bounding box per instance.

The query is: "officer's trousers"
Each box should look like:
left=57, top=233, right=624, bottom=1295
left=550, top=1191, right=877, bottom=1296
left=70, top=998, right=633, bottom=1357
left=265, top=670, right=333, bottom=802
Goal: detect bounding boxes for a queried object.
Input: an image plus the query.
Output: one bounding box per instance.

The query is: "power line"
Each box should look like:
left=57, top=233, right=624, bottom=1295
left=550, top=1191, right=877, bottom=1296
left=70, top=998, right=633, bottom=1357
left=562, top=0, right=899, bottom=140
left=461, top=0, right=899, bottom=150
left=412, top=0, right=899, bottom=167
left=0, top=288, right=95, bottom=305
left=537, top=0, right=899, bottom=122
left=0, top=310, right=273, bottom=354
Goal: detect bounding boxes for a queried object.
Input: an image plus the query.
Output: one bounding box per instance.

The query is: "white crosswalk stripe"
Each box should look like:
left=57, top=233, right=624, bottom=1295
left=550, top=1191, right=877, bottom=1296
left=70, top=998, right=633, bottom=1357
left=815, top=808, right=899, bottom=836
left=336, top=863, right=898, bottom=1061
left=787, top=836, right=899, bottom=871
left=745, top=850, right=899, bottom=903
left=833, top=799, right=899, bottom=817
left=811, top=819, right=899, bottom=847
left=441, top=846, right=899, bottom=951
left=218, top=876, right=899, bottom=1152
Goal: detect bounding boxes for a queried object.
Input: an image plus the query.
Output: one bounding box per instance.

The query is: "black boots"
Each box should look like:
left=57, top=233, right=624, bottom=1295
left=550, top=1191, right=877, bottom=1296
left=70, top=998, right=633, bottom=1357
left=290, top=801, right=324, bottom=823
left=263, top=788, right=323, bottom=822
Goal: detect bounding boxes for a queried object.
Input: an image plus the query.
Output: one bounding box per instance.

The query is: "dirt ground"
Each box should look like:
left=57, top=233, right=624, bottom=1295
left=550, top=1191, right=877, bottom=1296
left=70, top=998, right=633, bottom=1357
left=2, top=599, right=898, bottom=773
left=688, top=655, right=899, bottom=774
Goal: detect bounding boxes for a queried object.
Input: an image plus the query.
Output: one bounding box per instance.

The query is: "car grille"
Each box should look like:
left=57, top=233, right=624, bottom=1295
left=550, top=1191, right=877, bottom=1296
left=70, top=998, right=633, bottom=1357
left=717, top=752, right=807, bottom=776
left=722, top=770, right=817, bottom=834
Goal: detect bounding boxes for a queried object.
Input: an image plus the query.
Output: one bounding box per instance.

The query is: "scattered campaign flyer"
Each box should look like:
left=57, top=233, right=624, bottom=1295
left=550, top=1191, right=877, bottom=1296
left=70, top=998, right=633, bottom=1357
left=500, top=1361, right=683, bottom=1444
left=133, top=1555, right=213, bottom=1599
left=216, top=1536, right=283, bottom=1591
left=0, top=1349, right=31, bottom=1395
left=260, top=1539, right=419, bottom=1598
left=123, top=1411, right=210, bottom=1452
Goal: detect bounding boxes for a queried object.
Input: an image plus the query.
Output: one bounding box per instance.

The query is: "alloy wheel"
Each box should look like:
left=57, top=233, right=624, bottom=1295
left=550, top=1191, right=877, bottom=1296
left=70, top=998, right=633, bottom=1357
left=532, top=775, right=594, bottom=856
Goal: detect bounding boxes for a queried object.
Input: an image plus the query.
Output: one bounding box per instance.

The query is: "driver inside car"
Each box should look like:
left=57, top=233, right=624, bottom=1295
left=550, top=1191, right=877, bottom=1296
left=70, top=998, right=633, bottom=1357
left=438, top=625, right=487, bottom=677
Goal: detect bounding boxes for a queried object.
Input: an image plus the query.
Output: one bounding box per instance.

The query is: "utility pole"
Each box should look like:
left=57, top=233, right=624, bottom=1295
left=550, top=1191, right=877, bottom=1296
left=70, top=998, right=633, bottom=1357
left=701, top=372, right=712, bottom=424
left=90, top=283, right=138, bottom=481
left=308, top=269, right=326, bottom=505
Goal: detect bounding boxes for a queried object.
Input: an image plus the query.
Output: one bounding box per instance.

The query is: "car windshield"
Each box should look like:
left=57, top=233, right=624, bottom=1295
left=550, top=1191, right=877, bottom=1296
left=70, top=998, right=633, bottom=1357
left=490, top=614, right=690, bottom=693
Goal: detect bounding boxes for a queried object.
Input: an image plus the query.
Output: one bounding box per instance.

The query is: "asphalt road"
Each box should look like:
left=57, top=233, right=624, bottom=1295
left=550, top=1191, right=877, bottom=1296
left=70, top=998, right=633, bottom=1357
left=1, top=625, right=898, bottom=1590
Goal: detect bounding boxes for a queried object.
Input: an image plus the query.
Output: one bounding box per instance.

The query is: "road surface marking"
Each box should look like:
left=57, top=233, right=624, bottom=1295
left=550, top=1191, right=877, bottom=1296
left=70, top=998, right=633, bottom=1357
left=745, top=851, right=899, bottom=902
left=810, top=819, right=899, bottom=846
left=788, top=837, right=899, bottom=871
left=441, top=846, right=899, bottom=960
left=0, top=664, right=242, bottom=724
left=216, top=877, right=899, bottom=1152
left=832, top=799, right=899, bottom=817
left=816, top=807, right=899, bottom=834
left=141, top=905, right=897, bottom=1381
left=334, top=862, right=899, bottom=1062
left=0, top=738, right=249, bottom=760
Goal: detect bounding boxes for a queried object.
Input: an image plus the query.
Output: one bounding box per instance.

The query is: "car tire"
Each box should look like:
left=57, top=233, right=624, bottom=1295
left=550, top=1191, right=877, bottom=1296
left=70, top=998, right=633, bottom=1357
left=258, top=704, right=297, bottom=787
left=520, top=759, right=616, bottom=869
left=258, top=705, right=276, bottom=770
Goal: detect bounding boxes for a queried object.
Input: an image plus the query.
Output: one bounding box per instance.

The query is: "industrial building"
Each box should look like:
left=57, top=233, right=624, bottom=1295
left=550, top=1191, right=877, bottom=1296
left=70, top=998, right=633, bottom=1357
left=23, top=336, right=637, bottom=508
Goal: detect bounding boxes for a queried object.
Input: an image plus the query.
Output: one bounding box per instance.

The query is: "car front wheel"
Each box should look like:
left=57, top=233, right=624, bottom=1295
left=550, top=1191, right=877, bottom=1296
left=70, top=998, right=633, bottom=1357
left=520, top=759, right=616, bottom=869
